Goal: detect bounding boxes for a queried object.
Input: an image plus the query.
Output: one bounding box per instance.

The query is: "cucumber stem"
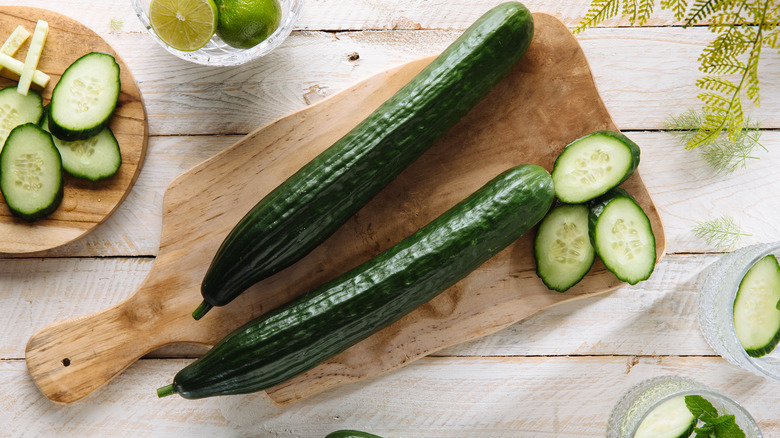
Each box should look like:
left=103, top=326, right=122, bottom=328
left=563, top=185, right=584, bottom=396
left=156, top=384, right=177, bottom=398
left=192, top=301, right=213, bottom=320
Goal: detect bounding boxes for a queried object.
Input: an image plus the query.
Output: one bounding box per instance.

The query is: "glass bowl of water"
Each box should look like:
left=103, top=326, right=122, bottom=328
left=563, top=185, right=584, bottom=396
left=131, top=0, right=304, bottom=66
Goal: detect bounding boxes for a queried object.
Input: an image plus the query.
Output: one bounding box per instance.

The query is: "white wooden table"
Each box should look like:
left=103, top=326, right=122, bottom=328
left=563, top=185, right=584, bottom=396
left=2, top=1, right=780, bottom=436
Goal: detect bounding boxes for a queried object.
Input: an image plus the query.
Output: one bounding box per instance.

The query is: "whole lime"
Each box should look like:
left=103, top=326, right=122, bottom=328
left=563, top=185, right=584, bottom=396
left=215, top=0, right=282, bottom=49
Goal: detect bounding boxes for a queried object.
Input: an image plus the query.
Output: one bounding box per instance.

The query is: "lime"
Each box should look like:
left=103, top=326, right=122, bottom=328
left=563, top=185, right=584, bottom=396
left=149, top=0, right=218, bottom=52
left=214, top=0, right=282, bottom=49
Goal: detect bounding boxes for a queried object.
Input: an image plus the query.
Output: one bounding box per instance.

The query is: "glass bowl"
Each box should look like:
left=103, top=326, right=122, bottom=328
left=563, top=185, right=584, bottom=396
left=606, top=375, right=762, bottom=437
left=131, top=0, right=304, bottom=66
left=697, top=241, right=780, bottom=380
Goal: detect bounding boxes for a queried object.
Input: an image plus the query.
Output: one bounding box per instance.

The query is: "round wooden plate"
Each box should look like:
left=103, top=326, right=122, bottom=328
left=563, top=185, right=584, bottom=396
left=0, top=7, right=147, bottom=253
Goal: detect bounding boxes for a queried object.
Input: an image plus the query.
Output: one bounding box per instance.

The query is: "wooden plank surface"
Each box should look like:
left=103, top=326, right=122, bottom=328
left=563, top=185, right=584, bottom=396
left=2, top=357, right=779, bottom=436
left=1, top=0, right=779, bottom=436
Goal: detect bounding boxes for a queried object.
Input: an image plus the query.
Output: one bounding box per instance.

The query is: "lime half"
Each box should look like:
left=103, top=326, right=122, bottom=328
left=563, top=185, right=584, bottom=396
left=149, top=0, right=218, bottom=52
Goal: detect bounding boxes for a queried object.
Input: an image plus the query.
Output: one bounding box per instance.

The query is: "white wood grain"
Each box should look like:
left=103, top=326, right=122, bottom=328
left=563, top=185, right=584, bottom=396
left=1, top=356, right=778, bottom=437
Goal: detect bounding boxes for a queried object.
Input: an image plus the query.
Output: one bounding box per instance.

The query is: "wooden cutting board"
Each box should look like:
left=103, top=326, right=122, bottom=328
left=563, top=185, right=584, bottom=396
left=25, top=13, right=665, bottom=405
left=0, top=7, right=147, bottom=253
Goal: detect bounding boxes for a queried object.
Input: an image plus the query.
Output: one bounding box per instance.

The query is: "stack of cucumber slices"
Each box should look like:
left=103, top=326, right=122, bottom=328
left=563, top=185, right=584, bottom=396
left=0, top=52, right=122, bottom=221
left=534, top=130, right=656, bottom=292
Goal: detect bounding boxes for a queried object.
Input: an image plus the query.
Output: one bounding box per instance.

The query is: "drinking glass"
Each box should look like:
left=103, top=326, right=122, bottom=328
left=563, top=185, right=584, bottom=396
left=606, top=375, right=762, bottom=437
left=697, top=241, right=780, bottom=380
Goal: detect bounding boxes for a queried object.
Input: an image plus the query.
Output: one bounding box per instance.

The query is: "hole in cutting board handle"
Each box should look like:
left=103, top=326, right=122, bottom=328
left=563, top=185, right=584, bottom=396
left=61, top=358, right=71, bottom=367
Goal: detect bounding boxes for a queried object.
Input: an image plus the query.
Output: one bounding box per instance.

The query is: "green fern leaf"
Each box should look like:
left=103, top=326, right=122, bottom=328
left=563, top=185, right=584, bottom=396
left=621, top=0, right=654, bottom=25
left=660, top=0, right=689, bottom=21
left=574, top=0, right=621, bottom=33
left=685, top=0, right=721, bottom=26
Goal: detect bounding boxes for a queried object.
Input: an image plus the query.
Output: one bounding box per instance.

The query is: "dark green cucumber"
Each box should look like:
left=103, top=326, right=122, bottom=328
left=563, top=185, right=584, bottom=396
left=194, top=2, right=536, bottom=319
left=158, top=164, right=554, bottom=399
left=551, top=130, right=640, bottom=204
left=325, top=431, right=384, bottom=438
left=588, top=188, right=656, bottom=285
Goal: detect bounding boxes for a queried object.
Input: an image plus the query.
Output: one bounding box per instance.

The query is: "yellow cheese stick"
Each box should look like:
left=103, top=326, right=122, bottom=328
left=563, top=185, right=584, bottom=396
left=18, top=20, right=48, bottom=95
left=0, top=25, right=31, bottom=76
left=0, top=52, right=50, bottom=88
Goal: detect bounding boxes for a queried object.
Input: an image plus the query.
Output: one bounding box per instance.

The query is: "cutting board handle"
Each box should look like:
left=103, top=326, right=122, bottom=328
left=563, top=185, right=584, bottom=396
left=25, top=284, right=185, bottom=404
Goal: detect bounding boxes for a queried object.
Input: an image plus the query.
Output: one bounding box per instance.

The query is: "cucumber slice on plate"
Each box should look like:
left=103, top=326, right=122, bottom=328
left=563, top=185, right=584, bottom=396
left=0, top=123, right=63, bottom=221
left=0, top=86, right=43, bottom=147
left=534, top=203, right=595, bottom=292
left=588, top=188, right=656, bottom=285
left=733, top=254, right=780, bottom=358
left=48, top=52, right=120, bottom=141
left=634, top=396, right=696, bottom=438
left=552, top=130, right=640, bottom=203
left=40, top=109, right=121, bottom=181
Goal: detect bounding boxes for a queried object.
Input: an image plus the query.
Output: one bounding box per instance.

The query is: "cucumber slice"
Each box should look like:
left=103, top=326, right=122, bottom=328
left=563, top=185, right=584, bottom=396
left=552, top=130, right=640, bottom=203
left=40, top=109, right=121, bottom=181
left=0, top=86, right=43, bottom=148
left=634, top=396, right=696, bottom=438
left=0, top=123, right=63, bottom=221
left=534, top=203, right=595, bottom=292
left=733, top=254, right=780, bottom=358
left=588, top=188, right=656, bottom=285
left=48, top=52, right=120, bottom=141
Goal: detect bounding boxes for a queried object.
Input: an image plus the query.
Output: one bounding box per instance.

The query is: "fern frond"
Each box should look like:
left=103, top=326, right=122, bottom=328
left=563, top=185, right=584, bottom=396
left=766, top=25, right=780, bottom=48
left=697, top=76, right=740, bottom=94
left=622, top=0, right=655, bottom=26
left=661, top=0, right=689, bottom=21
left=685, top=0, right=721, bottom=26
left=693, top=215, right=750, bottom=251
left=574, top=0, right=621, bottom=33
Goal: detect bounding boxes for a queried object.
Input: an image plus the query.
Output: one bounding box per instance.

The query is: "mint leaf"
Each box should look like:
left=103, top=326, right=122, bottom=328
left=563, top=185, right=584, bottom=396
left=694, top=423, right=715, bottom=437
left=708, top=414, right=735, bottom=426
left=714, top=415, right=746, bottom=438
left=686, top=394, right=719, bottom=420
left=685, top=395, right=747, bottom=438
